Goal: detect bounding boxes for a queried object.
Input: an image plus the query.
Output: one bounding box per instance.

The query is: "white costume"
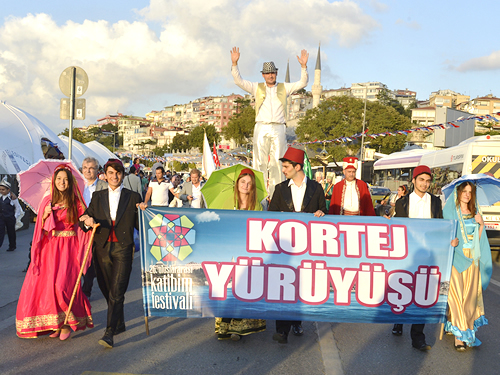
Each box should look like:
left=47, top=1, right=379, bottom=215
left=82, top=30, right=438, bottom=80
left=232, top=65, right=308, bottom=197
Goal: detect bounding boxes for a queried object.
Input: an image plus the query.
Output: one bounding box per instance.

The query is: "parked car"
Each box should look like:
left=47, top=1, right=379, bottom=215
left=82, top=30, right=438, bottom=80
left=369, top=186, right=391, bottom=207
left=374, top=191, right=397, bottom=216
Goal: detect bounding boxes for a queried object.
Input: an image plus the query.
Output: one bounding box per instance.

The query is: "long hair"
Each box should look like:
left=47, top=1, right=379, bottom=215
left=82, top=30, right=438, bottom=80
left=51, top=168, right=78, bottom=224
left=398, top=185, right=408, bottom=196
left=234, top=172, right=257, bottom=210
left=455, top=181, right=477, bottom=214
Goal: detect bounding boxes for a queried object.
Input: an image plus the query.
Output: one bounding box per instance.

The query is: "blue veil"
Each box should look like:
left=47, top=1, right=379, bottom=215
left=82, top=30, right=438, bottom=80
left=443, top=186, right=492, bottom=290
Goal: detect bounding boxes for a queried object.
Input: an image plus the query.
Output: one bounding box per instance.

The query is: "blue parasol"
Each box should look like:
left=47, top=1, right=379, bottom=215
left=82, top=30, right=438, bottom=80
left=442, top=174, right=500, bottom=206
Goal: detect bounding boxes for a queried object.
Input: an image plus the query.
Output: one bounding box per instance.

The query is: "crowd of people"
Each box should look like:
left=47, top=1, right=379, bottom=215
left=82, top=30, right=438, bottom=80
left=8, top=46, right=493, bottom=352
left=9, top=147, right=492, bottom=353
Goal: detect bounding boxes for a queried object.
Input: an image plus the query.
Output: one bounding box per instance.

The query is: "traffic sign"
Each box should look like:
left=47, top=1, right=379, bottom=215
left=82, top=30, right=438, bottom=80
left=59, top=66, right=88, bottom=98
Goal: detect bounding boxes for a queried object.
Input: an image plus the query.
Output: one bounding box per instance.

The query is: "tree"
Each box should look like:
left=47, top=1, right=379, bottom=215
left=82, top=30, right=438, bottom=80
left=222, top=106, right=255, bottom=145
left=295, top=96, right=410, bottom=161
left=189, top=124, right=220, bottom=151
left=171, top=133, right=191, bottom=152
left=58, top=128, right=92, bottom=143
left=376, top=88, right=407, bottom=117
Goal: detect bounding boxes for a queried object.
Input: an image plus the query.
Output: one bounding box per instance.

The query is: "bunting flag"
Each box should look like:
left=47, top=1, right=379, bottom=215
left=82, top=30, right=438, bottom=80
left=202, top=132, right=215, bottom=179
left=213, top=142, right=221, bottom=168
left=290, top=112, right=500, bottom=147
left=303, top=152, right=313, bottom=180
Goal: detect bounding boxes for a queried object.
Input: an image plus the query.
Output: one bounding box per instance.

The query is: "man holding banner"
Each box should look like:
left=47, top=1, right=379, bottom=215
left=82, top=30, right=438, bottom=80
left=391, top=165, right=443, bottom=351
left=269, top=146, right=326, bottom=344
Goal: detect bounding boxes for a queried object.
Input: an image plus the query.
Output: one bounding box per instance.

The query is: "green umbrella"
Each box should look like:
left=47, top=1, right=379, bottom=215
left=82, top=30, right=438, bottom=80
left=201, top=164, right=267, bottom=209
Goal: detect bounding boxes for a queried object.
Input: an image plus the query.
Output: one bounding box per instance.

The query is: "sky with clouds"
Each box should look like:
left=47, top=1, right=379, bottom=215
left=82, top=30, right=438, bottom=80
left=1, top=0, right=499, bottom=134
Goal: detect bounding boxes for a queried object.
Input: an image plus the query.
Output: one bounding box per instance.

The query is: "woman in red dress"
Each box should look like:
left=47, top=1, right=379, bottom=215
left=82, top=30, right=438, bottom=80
left=16, top=164, right=93, bottom=340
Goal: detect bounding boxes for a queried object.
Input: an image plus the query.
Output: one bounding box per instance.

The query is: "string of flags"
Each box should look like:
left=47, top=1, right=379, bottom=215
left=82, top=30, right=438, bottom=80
left=290, top=112, right=500, bottom=146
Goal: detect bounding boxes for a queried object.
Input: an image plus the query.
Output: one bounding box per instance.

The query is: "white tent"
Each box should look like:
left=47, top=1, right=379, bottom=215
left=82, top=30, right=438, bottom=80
left=84, top=141, right=117, bottom=165
left=0, top=101, right=69, bottom=174
left=58, top=135, right=106, bottom=169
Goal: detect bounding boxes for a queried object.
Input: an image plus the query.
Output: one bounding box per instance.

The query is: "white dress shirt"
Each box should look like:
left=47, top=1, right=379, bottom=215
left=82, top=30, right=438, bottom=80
left=191, top=184, right=202, bottom=209
left=231, top=65, right=308, bottom=124
left=108, top=185, right=123, bottom=221
left=408, top=191, right=431, bottom=219
left=342, top=180, right=360, bottom=212
left=289, top=176, right=308, bottom=212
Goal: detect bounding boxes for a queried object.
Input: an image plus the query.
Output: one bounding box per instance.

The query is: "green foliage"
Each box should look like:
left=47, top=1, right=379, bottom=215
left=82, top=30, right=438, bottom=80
left=222, top=106, right=255, bottom=145
left=376, top=88, right=407, bottom=117
left=188, top=162, right=196, bottom=169
left=189, top=125, right=221, bottom=151
left=58, top=128, right=94, bottom=143
left=296, top=96, right=410, bottom=161
left=171, top=134, right=191, bottom=152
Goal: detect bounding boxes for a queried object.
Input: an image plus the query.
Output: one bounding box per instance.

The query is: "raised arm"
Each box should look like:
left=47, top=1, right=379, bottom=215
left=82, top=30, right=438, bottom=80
left=296, top=49, right=309, bottom=69
left=231, top=47, right=240, bottom=66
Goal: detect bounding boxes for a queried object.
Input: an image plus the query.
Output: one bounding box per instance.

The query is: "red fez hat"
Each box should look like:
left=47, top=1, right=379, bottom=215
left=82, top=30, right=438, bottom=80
left=239, top=168, right=255, bottom=177
left=279, top=147, right=305, bottom=165
left=342, top=156, right=358, bottom=170
left=413, top=165, right=432, bottom=179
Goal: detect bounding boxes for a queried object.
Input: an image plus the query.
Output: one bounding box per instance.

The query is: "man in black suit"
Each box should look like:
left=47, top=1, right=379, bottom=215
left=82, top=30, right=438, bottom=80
left=79, top=159, right=143, bottom=348
left=391, top=165, right=442, bottom=351
left=269, top=147, right=327, bottom=344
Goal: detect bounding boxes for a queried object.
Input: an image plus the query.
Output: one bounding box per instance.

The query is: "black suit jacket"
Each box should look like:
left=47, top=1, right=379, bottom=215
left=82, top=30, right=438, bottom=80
left=79, top=188, right=143, bottom=248
left=269, top=178, right=327, bottom=214
left=394, top=193, right=443, bottom=219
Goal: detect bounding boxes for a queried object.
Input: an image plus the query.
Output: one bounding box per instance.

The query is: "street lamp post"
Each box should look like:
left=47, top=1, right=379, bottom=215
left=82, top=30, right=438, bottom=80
left=360, top=85, right=368, bottom=163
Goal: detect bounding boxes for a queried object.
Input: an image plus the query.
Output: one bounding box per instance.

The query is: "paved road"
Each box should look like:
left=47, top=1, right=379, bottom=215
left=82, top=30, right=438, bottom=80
left=1, top=225, right=499, bottom=375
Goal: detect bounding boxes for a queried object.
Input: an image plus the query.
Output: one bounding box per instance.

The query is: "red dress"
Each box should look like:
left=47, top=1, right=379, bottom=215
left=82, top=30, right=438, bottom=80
left=16, top=197, right=93, bottom=338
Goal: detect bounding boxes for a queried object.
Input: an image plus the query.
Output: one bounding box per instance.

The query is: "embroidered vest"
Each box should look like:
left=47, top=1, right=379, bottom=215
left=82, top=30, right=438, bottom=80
left=255, top=83, right=287, bottom=121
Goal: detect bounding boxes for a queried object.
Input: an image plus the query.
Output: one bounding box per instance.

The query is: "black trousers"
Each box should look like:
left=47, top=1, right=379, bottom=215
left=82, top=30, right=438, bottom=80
left=410, top=324, right=425, bottom=344
left=276, top=320, right=301, bottom=334
left=94, top=241, right=133, bottom=331
left=0, top=215, right=16, bottom=248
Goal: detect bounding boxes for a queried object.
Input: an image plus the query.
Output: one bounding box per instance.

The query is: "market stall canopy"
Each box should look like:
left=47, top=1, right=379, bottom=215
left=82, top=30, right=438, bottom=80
left=84, top=141, right=117, bottom=166
left=0, top=101, right=68, bottom=174
left=58, top=135, right=104, bottom=169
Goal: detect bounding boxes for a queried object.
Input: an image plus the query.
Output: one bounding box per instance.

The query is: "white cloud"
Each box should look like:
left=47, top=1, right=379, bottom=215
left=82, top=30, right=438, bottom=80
left=196, top=211, right=220, bottom=223
left=395, top=18, right=421, bottom=30
left=456, top=51, right=500, bottom=72
left=0, top=1, right=378, bottom=133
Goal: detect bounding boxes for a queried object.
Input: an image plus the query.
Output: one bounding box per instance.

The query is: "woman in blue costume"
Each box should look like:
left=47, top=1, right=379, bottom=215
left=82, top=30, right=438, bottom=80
left=444, top=181, right=492, bottom=351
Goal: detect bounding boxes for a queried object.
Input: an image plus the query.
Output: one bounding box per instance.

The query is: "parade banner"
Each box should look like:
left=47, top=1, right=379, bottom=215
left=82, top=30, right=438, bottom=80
left=138, top=208, right=456, bottom=324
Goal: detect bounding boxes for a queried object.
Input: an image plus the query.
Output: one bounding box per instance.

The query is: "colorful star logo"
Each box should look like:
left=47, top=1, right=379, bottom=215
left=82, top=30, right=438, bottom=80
left=148, top=214, right=196, bottom=262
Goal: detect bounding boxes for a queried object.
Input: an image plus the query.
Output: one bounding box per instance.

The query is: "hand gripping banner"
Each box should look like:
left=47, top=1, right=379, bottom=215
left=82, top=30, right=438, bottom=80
left=138, top=207, right=456, bottom=324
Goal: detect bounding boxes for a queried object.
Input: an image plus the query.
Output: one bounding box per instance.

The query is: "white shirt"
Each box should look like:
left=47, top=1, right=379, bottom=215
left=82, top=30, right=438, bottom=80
left=231, top=65, right=308, bottom=124
left=408, top=191, right=431, bottom=219
left=288, top=176, right=308, bottom=212
left=191, top=184, right=202, bottom=209
left=150, top=180, right=172, bottom=206
left=108, top=185, right=123, bottom=221
left=1, top=194, right=22, bottom=219
left=83, top=179, right=98, bottom=206
left=343, top=180, right=360, bottom=212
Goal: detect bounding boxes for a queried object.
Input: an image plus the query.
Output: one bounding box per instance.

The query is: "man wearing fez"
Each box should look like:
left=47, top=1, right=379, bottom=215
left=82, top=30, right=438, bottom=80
left=79, top=159, right=142, bottom=348
left=269, top=147, right=327, bottom=344
left=230, top=46, right=309, bottom=196
left=329, top=156, right=375, bottom=216
left=390, top=165, right=442, bottom=351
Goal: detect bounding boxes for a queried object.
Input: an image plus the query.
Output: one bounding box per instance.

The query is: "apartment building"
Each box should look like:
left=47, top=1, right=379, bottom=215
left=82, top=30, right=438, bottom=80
left=394, top=89, right=416, bottom=108
left=117, top=116, right=154, bottom=152
left=429, top=89, right=469, bottom=109
left=351, top=82, right=388, bottom=101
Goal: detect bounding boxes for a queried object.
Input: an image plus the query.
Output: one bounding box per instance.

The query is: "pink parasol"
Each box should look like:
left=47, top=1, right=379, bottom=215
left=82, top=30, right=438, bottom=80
left=17, top=159, right=86, bottom=213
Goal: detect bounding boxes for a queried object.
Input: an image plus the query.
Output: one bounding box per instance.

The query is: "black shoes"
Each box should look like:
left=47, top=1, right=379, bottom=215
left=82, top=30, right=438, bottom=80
left=272, top=332, right=288, bottom=344
left=6, top=247, right=15, bottom=252
left=291, top=324, right=304, bottom=336
left=98, top=328, right=114, bottom=348
left=392, top=324, right=403, bottom=336
left=412, top=341, right=431, bottom=351
left=114, top=323, right=126, bottom=335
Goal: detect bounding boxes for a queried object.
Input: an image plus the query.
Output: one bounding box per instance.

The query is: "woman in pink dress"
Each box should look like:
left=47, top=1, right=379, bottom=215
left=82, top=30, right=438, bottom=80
left=16, top=165, right=93, bottom=340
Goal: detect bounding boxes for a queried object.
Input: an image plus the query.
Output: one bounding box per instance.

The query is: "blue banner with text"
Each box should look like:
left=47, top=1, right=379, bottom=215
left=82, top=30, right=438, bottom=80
left=138, top=207, right=456, bottom=323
